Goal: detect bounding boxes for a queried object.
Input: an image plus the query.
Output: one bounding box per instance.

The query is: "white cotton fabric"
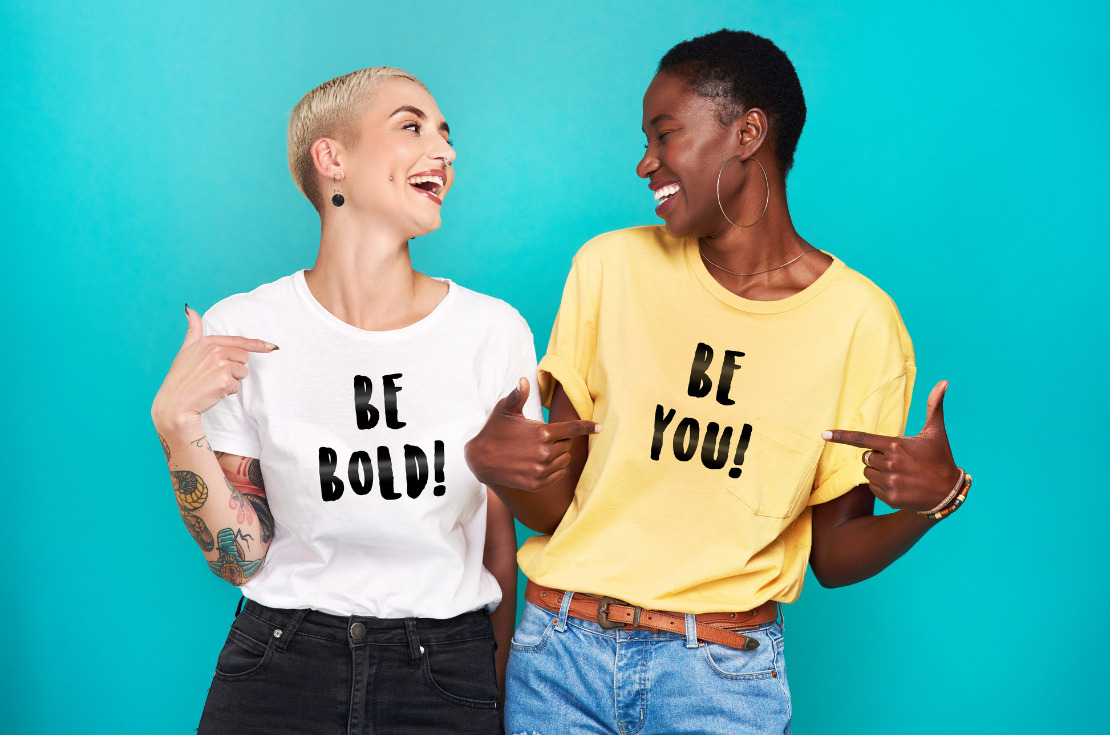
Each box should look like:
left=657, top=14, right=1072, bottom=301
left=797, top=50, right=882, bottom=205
left=201, top=270, right=541, bottom=618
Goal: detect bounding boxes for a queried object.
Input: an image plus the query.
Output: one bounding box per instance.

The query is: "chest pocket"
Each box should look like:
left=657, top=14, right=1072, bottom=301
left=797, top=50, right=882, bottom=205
left=725, top=420, right=823, bottom=519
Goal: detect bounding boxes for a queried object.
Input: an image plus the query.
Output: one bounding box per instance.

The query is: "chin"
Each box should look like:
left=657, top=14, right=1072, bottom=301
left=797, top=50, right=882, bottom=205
left=661, top=216, right=694, bottom=238
left=409, top=217, right=442, bottom=239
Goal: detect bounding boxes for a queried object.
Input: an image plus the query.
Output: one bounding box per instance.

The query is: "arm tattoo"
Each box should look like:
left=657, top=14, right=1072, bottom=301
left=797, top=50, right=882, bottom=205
left=180, top=511, right=215, bottom=551
left=171, top=470, right=208, bottom=512
left=209, top=527, right=263, bottom=585
left=172, top=470, right=215, bottom=551
left=159, top=434, right=171, bottom=464
left=234, top=528, right=255, bottom=551
left=226, top=458, right=274, bottom=544
left=189, top=435, right=212, bottom=451
left=247, top=459, right=265, bottom=490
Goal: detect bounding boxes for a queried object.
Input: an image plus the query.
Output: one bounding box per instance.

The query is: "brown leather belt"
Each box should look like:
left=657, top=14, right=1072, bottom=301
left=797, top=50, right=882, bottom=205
left=525, top=581, right=777, bottom=651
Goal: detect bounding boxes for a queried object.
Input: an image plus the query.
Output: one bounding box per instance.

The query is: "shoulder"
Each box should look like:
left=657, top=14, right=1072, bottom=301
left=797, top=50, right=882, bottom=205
left=446, top=282, right=533, bottom=336
left=571, top=225, right=680, bottom=271
left=203, top=273, right=299, bottom=331
left=825, top=260, right=914, bottom=364
left=825, top=261, right=906, bottom=326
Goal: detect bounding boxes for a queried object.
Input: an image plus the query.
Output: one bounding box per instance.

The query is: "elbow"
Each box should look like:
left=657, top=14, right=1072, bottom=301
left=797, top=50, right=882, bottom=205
left=519, top=517, right=559, bottom=536
left=809, top=555, right=853, bottom=589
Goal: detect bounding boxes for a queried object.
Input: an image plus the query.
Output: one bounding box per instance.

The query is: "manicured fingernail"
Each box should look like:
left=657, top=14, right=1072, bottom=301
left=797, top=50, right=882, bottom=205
left=184, top=302, right=189, bottom=315
left=267, top=343, right=279, bottom=351
left=593, top=424, right=603, bottom=433
left=821, top=431, right=833, bottom=440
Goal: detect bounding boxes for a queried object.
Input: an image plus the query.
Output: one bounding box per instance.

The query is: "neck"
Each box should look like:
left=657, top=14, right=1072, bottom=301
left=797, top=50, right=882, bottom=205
left=696, top=181, right=832, bottom=300
left=699, top=178, right=805, bottom=272
left=304, top=215, right=445, bottom=331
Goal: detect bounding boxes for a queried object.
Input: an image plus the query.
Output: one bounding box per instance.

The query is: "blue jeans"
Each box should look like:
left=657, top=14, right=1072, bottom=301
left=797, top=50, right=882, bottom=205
left=505, top=596, right=791, bottom=735
left=198, top=599, right=502, bottom=735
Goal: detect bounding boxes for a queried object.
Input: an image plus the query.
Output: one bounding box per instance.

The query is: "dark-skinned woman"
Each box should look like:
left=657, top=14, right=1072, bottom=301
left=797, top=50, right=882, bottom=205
left=465, top=30, right=968, bottom=734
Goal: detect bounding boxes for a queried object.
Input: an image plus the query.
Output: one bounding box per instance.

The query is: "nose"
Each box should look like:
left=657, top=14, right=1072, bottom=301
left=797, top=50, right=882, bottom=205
left=431, top=137, right=455, bottom=168
left=636, top=145, right=658, bottom=179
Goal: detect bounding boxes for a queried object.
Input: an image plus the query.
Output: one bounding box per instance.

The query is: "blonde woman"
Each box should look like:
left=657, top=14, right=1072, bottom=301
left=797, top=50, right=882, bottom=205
left=152, top=68, right=553, bottom=733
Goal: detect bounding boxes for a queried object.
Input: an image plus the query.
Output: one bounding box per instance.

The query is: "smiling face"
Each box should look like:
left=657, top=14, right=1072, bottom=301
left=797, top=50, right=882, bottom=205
left=338, top=77, right=456, bottom=238
left=636, top=72, right=741, bottom=238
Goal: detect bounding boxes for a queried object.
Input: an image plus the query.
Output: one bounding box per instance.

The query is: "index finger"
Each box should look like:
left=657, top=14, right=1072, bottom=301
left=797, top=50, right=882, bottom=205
left=821, top=429, right=896, bottom=452
left=545, top=419, right=602, bottom=441
left=207, top=335, right=279, bottom=353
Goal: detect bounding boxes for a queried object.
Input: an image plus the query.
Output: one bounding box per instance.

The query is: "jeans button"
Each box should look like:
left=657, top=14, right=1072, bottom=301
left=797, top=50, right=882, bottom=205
left=350, top=622, right=366, bottom=640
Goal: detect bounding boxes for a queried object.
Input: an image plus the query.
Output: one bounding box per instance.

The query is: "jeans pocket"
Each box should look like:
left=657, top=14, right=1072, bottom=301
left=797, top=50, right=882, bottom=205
left=509, top=602, right=557, bottom=653
left=421, top=637, right=499, bottom=709
left=699, top=623, right=783, bottom=681
left=213, top=613, right=276, bottom=681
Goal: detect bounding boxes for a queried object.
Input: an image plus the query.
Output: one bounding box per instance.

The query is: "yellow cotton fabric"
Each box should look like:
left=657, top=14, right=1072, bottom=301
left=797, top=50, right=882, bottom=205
left=519, top=226, right=915, bottom=613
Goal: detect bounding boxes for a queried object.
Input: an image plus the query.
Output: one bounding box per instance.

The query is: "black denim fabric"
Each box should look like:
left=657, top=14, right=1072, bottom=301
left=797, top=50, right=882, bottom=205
left=197, top=599, right=501, bottom=735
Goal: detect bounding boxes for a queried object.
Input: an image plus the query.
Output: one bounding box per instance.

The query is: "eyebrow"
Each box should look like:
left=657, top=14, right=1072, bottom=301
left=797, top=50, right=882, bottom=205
left=389, top=105, right=451, bottom=136
left=649, top=113, right=677, bottom=127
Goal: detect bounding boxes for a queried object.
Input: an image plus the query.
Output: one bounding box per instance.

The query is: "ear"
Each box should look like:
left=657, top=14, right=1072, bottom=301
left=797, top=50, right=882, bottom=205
left=734, top=108, right=769, bottom=161
left=310, top=137, right=344, bottom=180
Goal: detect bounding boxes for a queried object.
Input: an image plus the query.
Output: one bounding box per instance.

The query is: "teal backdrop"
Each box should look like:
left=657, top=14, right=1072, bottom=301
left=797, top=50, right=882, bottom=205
left=3, top=1, right=1107, bottom=732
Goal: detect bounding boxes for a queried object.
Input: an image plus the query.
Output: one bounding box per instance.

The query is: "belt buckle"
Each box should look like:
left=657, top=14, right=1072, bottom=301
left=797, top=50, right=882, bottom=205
left=597, top=596, right=641, bottom=630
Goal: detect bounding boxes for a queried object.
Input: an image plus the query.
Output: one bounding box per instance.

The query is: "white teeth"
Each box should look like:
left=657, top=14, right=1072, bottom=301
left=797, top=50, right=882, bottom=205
left=654, top=183, right=681, bottom=202
left=406, top=174, right=445, bottom=190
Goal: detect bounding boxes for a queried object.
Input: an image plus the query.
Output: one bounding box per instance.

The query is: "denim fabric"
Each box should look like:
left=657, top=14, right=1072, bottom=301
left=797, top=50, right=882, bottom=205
left=198, top=599, right=502, bottom=735
left=505, top=598, right=790, bottom=735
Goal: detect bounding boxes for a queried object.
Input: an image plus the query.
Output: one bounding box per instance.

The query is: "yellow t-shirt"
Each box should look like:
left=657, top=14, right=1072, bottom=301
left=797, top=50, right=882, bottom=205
left=519, top=226, right=915, bottom=613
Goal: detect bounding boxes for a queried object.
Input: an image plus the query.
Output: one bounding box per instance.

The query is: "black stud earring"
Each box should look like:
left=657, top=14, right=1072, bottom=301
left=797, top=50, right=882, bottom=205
left=331, top=172, right=345, bottom=207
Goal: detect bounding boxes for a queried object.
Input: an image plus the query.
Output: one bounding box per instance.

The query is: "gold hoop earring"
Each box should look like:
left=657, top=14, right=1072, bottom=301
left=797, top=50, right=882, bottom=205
left=716, top=156, right=768, bottom=228
left=331, top=172, right=345, bottom=207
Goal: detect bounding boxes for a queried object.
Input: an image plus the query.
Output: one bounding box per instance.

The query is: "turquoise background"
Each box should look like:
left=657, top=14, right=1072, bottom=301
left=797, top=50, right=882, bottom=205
left=3, top=1, right=1107, bottom=732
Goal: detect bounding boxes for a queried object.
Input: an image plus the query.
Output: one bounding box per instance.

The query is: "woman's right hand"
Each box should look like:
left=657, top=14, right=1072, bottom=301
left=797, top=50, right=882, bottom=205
left=151, top=306, right=278, bottom=432
left=464, top=378, right=600, bottom=492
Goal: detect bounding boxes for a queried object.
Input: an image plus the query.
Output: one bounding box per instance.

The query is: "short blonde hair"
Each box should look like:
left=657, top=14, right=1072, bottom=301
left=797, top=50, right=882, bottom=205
left=288, top=67, right=427, bottom=211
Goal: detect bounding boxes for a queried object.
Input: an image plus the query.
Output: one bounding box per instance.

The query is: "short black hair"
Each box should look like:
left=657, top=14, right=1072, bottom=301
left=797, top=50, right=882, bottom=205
left=659, top=29, right=806, bottom=174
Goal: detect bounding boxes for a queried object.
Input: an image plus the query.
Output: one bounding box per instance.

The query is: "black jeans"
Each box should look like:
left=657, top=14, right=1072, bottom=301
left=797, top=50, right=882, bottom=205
left=198, top=599, right=502, bottom=735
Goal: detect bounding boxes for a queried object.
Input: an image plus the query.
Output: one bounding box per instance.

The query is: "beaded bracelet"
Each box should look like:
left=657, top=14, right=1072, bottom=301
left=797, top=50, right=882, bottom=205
left=919, top=473, right=971, bottom=521
left=920, top=468, right=966, bottom=515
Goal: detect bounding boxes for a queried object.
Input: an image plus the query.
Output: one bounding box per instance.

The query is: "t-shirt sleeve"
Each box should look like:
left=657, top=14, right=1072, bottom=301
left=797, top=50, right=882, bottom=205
left=198, top=312, right=263, bottom=459
left=808, top=319, right=916, bottom=506
left=497, top=312, right=543, bottom=423
left=537, top=254, right=601, bottom=421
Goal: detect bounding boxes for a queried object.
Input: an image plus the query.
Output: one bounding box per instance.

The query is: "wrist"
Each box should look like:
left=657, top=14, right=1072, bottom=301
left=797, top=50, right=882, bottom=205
left=917, top=471, right=971, bottom=521
left=151, top=401, right=203, bottom=440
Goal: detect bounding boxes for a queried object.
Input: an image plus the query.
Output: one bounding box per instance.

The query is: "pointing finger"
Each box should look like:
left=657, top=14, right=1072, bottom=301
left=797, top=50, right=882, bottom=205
left=206, top=335, right=279, bottom=353
left=923, top=380, right=949, bottom=435
left=821, top=429, right=896, bottom=452
left=183, top=305, right=204, bottom=349
left=546, top=419, right=602, bottom=441
left=495, top=377, right=531, bottom=417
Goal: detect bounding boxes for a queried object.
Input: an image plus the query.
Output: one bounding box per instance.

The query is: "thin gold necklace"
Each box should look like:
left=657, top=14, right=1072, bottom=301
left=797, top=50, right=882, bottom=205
left=699, top=244, right=815, bottom=277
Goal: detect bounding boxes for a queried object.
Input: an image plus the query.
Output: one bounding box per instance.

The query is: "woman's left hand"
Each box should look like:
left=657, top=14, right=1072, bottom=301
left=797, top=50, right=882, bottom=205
left=822, top=380, right=961, bottom=512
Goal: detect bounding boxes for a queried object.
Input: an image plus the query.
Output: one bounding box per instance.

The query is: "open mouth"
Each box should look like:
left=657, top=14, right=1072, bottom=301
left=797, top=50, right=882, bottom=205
left=654, top=183, right=681, bottom=205
left=407, top=173, right=445, bottom=198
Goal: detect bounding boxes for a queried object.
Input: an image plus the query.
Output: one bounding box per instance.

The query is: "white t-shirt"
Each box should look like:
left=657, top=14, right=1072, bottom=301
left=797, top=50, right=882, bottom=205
left=201, top=270, right=541, bottom=618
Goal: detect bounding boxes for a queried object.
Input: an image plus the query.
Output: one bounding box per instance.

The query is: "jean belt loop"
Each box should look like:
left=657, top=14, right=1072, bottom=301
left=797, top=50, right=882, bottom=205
left=404, top=618, right=422, bottom=668
left=777, top=602, right=785, bottom=631
left=274, top=608, right=308, bottom=652
left=684, top=613, right=699, bottom=649
left=234, top=596, right=245, bottom=617
left=555, top=591, right=574, bottom=632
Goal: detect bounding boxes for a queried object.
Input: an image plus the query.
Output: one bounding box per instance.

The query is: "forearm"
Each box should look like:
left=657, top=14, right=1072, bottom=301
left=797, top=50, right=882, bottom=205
left=154, top=413, right=271, bottom=584
left=484, top=490, right=518, bottom=701
left=812, top=511, right=934, bottom=588
left=487, top=481, right=575, bottom=536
